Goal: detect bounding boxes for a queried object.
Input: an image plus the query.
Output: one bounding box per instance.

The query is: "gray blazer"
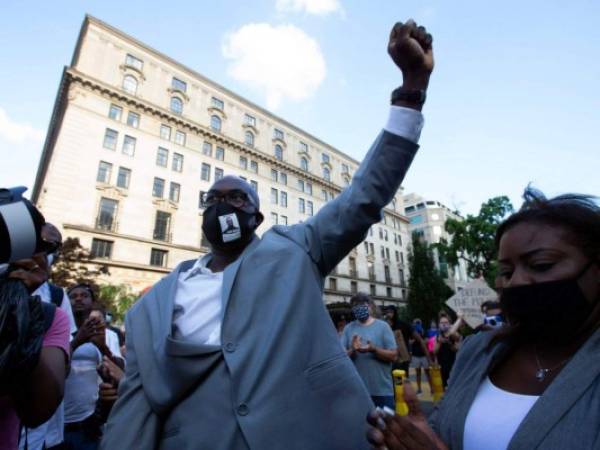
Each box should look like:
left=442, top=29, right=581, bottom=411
left=100, top=131, right=420, bottom=449
left=429, top=329, right=600, bottom=449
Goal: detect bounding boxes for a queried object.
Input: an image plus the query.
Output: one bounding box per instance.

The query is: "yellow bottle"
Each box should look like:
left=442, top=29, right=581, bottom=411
left=392, top=369, right=409, bottom=416
left=430, top=365, right=444, bottom=403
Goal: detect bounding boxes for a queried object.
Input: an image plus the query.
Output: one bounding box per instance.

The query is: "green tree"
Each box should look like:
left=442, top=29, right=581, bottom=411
left=97, top=284, right=139, bottom=324
left=436, top=196, right=513, bottom=287
left=50, top=237, right=107, bottom=289
left=406, top=233, right=454, bottom=326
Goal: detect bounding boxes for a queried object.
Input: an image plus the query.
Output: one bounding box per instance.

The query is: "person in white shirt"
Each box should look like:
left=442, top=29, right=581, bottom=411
left=63, top=285, right=122, bottom=450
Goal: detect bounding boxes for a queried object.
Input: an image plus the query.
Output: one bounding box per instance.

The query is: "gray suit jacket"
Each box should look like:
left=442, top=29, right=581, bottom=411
left=429, top=329, right=600, bottom=449
left=100, top=130, right=419, bottom=449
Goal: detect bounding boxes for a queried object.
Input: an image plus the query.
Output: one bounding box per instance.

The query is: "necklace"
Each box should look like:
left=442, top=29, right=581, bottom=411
left=533, top=347, right=571, bottom=382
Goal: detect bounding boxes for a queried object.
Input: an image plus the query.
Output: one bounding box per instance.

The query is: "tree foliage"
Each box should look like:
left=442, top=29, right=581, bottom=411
left=50, top=237, right=107, bottom=289
left=98, top=284, right=139, bottom=325
left=436, top=196, right=513, bottom=287
left=406, top=233, right=454, bottom=326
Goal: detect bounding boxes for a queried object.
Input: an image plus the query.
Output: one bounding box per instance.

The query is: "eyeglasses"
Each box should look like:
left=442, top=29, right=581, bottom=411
left=201, top=190, right=254, bottom=209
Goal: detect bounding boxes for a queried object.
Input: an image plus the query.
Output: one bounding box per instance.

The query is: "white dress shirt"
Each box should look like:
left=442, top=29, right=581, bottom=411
left=172, top=106, right=424, bottom=347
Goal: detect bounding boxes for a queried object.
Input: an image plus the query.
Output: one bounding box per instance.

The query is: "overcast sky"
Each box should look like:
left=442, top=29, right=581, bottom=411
left=1, top=0, right=598, bottom=214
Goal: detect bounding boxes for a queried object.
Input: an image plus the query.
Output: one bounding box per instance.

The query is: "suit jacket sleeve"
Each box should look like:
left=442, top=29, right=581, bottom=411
left=100, top=315, right=161, bottom=450
left=284, top=130, right=419, bottom=276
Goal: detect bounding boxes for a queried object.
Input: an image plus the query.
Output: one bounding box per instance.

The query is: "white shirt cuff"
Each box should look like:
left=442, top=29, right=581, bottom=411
left=384, top=105, right=424, bottom=144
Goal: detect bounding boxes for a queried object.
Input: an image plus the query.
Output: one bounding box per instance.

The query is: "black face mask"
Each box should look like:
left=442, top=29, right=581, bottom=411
left=201, top=202, right=257, bottom=252
left=499, top=262, right=596, bottom=344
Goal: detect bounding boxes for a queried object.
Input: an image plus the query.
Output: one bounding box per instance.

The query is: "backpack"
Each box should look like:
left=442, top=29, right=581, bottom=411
left=48, top=283, right=64, bottom=307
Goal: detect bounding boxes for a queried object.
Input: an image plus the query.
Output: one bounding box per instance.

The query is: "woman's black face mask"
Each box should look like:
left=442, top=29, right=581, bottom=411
left=499, top=262, right=596, bottom=344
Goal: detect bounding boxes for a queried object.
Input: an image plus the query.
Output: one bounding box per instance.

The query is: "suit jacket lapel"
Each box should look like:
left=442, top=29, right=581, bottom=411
left=509, top=329, right=600, bottom=449
left=221, top=236, right=261, bottom=317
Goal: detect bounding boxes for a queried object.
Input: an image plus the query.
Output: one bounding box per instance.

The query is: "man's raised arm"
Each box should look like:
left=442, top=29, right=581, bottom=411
left=284, top=20, right=434, bottom=276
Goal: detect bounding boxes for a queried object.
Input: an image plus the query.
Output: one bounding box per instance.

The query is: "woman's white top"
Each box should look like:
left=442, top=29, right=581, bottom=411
left=463, top=377, right=540, bottom=450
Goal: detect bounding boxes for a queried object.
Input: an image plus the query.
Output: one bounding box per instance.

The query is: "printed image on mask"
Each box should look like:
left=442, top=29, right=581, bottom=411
left=219, top=213, right=241, bottom=242
left=352, top=304, right=370, bottom=322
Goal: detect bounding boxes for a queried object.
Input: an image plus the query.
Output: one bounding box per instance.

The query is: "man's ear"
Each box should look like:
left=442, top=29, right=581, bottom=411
left=255, top=211, right=264, bottom=228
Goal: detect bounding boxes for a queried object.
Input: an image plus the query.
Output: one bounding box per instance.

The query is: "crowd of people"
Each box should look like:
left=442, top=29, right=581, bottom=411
left=1, top=17, right=598, bottom=450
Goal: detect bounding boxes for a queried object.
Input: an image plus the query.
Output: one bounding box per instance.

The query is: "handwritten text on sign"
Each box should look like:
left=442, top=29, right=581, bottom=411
left=445, top=279, right=498, bottom=328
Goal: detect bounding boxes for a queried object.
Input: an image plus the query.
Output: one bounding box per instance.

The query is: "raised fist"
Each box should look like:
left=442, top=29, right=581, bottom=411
left=388, top=20, right=434, bottom=89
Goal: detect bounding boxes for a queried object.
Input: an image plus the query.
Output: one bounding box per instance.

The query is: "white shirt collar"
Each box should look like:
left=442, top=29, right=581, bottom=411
left=183, top=254, right=215, bottom=280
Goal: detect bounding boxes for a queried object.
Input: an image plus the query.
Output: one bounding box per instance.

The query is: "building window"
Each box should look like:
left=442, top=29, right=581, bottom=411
left=122, top=75, right=138, bottom=95
left=271, top=212, right=278, bottom=224
left=370, top=284, right=376, bottom=296
left=245, top=131, right=254, bottom=147
left=280, top=172, right=287, bottom=185
left=323, top=167, right=331, bottom=182
left=305, top=182, right=312, bottom=196
left=210, top=115, right=222, bottom=132
left=385, top=265, right=391, bottom=282
left=250, top=180, right=258, bottom=191
left=274, top=128, right=284, bottom=140
left=380, top=246, right=385, bottom=259
left=297, top=179, right=304, bottom=192
left=239, top=156, right=247, bottom=170
left=152, top=177, right=165, bottom=198
left=250, top=160, right=258, bottom=173
left=395, top=250, right=400, bottom=262
left=103, top=128, right=118, bottom=150
left=97, top=198, right=118, bottom=231
left=274, top=144, right=283, bottom=161
left=322, top=189, right=328, bottom=201
left=351, top=281, right=358, bottom=294
left=386, top=248, right=391, bottom=260
left=244, top=114, right=256, bottom=127
left=156, top=147, right=169, bottom=167
left=108, top=104, right=122, bottom=121
left=91, top=238, right=113, bottom=259
left=172, top=153, right=184, bottom=172
left=329, top=278, right=337, bottom=291
left=116, top=167, right=131, bottom=189
left=202, top=142, right=212, bottom=157
left=300, top=157, right=308, bottom=171
left=153, top=211, right=171, bottom=241
left=127, top=112, right=140, bottom=128
left=122, top=135, right=136, bottom=156
left=271, top=188, right=278, bottom=205
left=384, top=230, right=389, bottom=241
left=169, top=182, right=180, bottom=203
left=215, top=167, right=224, bottom=181
left=271, top=169, right=278, bottom=182
left=368, top=262, right=376, bottom=280
left=175, top=131, right=186, bottom=146
left=201, top=163, right=211, bottom=181
left=307, top=201, right=314, bottom=216
left=386, top=287, right=392, bottom=298
left=280, top=191, right=287, bottom=207
left=370, top=243, right=375, bottom=255
left=170, top=97, right=183, bottom=115
left=160, top=124, right=171, bottom=140
left=281, top=215, right=288, bottom=225
left=298, top=198, right=305, bottom=214
left=400, top=252, right=404, bottom=264
left=150, top=248, right=168, bottom=267
left=172, top=77, right=187, bottom=93
left=125, top=54, right=143, bottom=71
left=96, top=161, right=112, bottom=183
left=399, top=269, right=405, bottom=286
left=322, top=153, right=330, bottom=164
left=342, top=163, right=349, bottom=174
left=211, top=97, right=224, bottom=110
left=299, top=142, right=308, bottom=153
left=215, top=147, right=225, bottom=161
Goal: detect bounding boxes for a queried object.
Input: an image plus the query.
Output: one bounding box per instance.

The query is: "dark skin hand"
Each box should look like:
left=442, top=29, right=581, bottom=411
left=8, top=253, right=49, bottom=293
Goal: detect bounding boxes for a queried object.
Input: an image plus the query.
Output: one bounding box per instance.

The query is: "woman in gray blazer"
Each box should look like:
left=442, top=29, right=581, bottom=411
left=367, top=187, right=600, bottom=449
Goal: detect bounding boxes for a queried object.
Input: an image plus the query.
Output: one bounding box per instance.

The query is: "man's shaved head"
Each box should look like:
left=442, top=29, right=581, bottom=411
left=209, top=175, right=260, bottom=211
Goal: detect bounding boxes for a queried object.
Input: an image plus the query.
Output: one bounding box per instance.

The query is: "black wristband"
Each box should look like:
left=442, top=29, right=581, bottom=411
left=391, top=87, right=427, bottom=105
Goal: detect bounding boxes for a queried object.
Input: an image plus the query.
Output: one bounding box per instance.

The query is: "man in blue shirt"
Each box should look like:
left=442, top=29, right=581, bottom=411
left=342, top=293, right=398, bottom=409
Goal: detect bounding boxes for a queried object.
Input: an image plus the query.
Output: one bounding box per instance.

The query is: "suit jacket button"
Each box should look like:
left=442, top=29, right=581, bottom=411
left=225, top=342, right=236, bottom=352
left=237, top=403, right=249, bottom=416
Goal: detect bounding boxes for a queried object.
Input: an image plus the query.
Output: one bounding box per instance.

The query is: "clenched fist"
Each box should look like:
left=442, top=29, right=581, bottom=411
left=388, top=20, right=434, bottom=91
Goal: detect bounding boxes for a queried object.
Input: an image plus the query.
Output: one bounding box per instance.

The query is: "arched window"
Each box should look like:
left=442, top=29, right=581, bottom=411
left=274, top=144, right=283, bottom=161
left=211, top=115, right=222, bottom=132
left=300, top=157, right=308, bottom=171
left=170, top=97, right=183, bottom=115
left=122, top=75, right=138, bottom=95
left=245, top=131, right=254, bottom=147
left=323, top=167, right=331, bottom=182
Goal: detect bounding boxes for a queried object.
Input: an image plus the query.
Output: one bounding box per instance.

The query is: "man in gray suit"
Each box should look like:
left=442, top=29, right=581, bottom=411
left=101, top=19, right=434, bottom=450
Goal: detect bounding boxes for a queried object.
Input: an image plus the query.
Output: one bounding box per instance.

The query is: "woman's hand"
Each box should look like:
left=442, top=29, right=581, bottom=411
left=366, top=382, right=448, bottom=450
